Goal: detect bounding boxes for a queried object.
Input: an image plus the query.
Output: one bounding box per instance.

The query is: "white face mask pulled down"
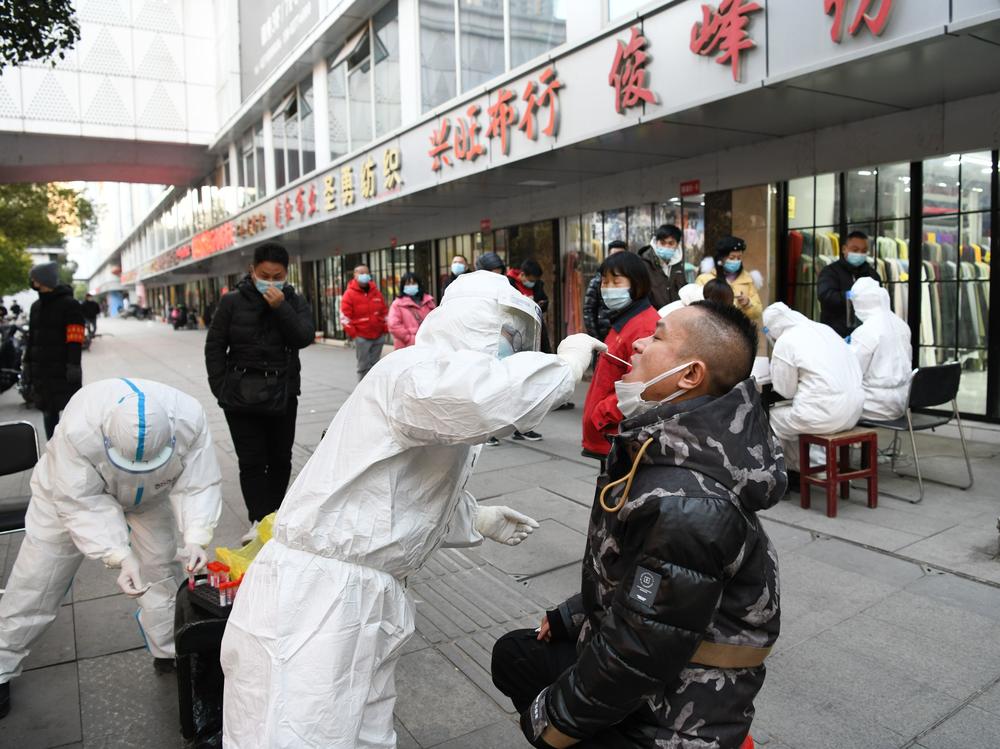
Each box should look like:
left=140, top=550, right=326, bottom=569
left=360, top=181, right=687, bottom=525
left=615, top=361, right=694, bottom=418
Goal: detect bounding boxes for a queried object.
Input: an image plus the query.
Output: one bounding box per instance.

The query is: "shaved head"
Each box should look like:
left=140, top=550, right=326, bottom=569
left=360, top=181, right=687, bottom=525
left=677, top=302, right=757, bottom=395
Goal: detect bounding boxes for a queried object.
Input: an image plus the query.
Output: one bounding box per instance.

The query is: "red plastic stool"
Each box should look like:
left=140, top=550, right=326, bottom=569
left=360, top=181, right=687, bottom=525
left=799, top=429, right=878, bottom=518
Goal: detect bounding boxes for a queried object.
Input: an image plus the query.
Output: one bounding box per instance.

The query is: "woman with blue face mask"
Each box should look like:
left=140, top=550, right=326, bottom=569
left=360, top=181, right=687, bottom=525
left=387, top=272, right=436, bottom=350
left=581, top=251, right=660, bottom=461
left=696, top=235, right=763, bottom=325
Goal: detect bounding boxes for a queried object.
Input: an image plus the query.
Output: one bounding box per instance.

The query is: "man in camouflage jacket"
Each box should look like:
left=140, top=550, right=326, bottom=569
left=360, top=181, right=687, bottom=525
left=493, top=302, right=786, bottom=748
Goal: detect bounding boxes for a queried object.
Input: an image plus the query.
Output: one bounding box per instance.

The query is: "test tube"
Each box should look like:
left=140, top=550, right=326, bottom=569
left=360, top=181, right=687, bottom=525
left=218, top=584, right=227, bottom=607
left=187, top=573, right=195, bottom=591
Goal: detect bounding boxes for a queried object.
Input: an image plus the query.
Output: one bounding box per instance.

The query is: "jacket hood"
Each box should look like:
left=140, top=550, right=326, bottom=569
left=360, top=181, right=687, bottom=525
left=678, top=282, right=704, bottom=306
left=762, top=302, right=809, bottom=340
left=619, top=379, right=787, bottom=512
left=347, top=277, right=378, bottom=294
left=851, top=276, right=888, bottom=322
left=416, top=270, right=540, bottom=355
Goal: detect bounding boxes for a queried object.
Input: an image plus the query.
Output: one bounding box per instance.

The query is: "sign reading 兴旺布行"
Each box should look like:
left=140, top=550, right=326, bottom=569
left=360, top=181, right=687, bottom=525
left=133, top=0, right=918, bottom=282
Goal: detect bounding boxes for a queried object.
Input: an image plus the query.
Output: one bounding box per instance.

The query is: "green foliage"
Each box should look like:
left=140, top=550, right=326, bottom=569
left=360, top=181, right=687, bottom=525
left=0, top=0, right=80, bottom=70
left=0, top=183, right=97, bottom=294
left=0, top=233, right=33, bottom=297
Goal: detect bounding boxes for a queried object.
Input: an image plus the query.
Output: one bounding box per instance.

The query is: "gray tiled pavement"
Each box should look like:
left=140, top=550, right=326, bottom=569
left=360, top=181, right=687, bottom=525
left=1, top=316, right=999, bottom=748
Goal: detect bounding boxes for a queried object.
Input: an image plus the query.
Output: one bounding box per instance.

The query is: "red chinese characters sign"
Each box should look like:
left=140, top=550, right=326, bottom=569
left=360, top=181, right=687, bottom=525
left=608, top=26, right=657, bottom=115
left=690, top=0, right=762, bottom=83
left=824, top=0, right=893, bottom=43
left=428, top=66, right=563, bottom=171
left=192, top=223, right=234, bottom=260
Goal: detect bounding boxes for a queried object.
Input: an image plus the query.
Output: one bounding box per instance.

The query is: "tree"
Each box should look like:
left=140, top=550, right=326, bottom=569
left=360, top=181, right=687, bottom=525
left=0, top=233, right=32, bottom=297
left=0, top=183, right=97, bottom=295
left=0, top=1, right=80, bottom=71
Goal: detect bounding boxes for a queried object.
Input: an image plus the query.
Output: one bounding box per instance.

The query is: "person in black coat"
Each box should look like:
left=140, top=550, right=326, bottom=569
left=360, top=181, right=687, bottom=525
left=492, top=302, right=784, bottom=749
left=81, top=294, right=101, bottom=336
left=24, top=263, right=85, bottom=438
left=817, top=230, right=881, bottom=338
left=582, top=240, right=628, bottom=342
left=205, top=243, right=314, bottom=538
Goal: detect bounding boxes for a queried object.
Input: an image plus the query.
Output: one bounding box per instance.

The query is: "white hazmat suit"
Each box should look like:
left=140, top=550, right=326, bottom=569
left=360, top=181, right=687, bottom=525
left=763, top=303, right=864, bottom=467
left=0, top=378, right=222, bottom=683
left=221, top=271, right=598, bottom=749
left=848, top=277, right=913, bottom=421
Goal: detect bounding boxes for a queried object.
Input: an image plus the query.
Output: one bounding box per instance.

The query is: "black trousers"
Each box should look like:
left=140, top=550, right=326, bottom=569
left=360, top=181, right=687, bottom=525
left=492, top=630, right=637, bottom=749
left=224, top=396, right=298, bottom=522
left=42, top=410, right=61, bottom=439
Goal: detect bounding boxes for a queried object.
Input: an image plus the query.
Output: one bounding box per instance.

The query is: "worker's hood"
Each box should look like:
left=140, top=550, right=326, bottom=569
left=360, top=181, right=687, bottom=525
left=851, top=277, right=890, bottom=322
left=762, top=302, right=810, bottom=341
left=415, top=270, right=542, bottom=356
left=678, top=283, right=704, bottom=306
left=102, top=378, right=176, bottom=473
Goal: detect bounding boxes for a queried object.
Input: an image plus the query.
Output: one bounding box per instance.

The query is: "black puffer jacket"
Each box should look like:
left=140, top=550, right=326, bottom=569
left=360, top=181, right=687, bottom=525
left=582, top=273, right=611, bottom=342
left=24, top=285, right=84, bottom=411
left=204, top=275, right=314, bottom=401
left=541, top=380, right=785, bottom=748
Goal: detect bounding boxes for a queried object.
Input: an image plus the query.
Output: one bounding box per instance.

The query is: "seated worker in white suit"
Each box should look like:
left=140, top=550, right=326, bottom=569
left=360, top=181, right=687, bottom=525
left=763, top=303, right=864, bottom=473
left=0, top=378, right=222, bottom=719
left=220, top=270, right=607, bottom=749
left=848, top=277, right=913, bottom=421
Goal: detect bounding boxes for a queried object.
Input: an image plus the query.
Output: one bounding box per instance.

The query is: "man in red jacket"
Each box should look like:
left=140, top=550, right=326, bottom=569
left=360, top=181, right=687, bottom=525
left=340, top=265, right=388, bottom=381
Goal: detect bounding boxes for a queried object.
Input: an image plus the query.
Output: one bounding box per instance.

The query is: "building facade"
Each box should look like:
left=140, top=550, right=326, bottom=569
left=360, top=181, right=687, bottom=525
left=89, top=0, right=1000, bottom=421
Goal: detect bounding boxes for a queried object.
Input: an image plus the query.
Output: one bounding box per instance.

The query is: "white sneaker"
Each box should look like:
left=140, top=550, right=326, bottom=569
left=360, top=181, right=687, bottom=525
left=240, top=520, right=260, bottom=545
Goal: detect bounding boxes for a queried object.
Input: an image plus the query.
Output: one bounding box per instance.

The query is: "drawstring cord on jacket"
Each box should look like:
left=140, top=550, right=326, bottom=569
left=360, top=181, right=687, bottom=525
left=599, top=437, right=655, bottom=513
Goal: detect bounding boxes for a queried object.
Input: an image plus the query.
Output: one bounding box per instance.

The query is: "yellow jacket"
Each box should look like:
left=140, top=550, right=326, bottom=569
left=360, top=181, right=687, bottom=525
left=696, top=268, right=762, bottom=323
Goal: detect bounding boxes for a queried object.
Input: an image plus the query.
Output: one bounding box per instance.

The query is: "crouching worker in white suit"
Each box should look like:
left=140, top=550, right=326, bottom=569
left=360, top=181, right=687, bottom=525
left=0, top=378, right=222, bottom=719
left=221, top=270, right=607, bottom=749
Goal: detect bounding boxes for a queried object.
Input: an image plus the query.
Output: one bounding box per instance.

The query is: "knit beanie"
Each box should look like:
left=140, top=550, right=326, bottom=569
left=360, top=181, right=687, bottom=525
left=30, top=262, right=60, bottom=290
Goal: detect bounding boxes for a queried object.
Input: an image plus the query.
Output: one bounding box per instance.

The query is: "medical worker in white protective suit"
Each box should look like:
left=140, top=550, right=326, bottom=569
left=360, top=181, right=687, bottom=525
left=763, top=302, right=864, bottom=469
left=221, top=270, right=606, bottom=749
left=848, top=277, right=913, bottom=421
left=0, top=378, right=221, bottom=719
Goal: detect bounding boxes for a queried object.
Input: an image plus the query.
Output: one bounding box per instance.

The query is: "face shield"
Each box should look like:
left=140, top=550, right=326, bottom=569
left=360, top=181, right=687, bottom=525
left=102, top=387, right=176, bottom=474
left=497, top=293, right=542, bottom=359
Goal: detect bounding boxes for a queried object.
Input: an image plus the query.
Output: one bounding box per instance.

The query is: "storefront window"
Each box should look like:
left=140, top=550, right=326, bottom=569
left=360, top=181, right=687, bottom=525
left=510, top=0, right=567, bottom=68
left=329, top=62, right=349, bottom=159
left=420, top=0, right=457, bottom=111
left=786, top=173, right=841, bottom=319
left=300, top=79, right=316, bottom=175
left=627, top=205, right=652, bottom=250
left=605, top=208, right=626, bottom=245
left=348, top=31, right=374, bottom=150
left=459, top=0, right=504, bottom=91
left=919, top=151, right=994, bottom=415
left=374, top=1, right=401, bottom=136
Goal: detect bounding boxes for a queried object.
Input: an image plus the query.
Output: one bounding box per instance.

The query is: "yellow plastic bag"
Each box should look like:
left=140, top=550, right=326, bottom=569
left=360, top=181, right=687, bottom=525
left=214, top=512, right=276, bottom=581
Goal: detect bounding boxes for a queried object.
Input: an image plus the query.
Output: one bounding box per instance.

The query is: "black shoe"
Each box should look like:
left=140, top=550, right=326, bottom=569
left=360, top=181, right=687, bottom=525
left=554, top=401, right=575, bottom=411
left=485, top=437, right=501, bottom=447
left=513, top=430, right=543, bottom=441
left=153, top=657, right=176, bottom=675
left=0, top=681, right=9, bottom=719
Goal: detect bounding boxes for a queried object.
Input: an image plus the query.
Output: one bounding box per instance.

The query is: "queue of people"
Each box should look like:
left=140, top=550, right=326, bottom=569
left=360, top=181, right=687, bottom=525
left=0, top=229, right=919, bottom=747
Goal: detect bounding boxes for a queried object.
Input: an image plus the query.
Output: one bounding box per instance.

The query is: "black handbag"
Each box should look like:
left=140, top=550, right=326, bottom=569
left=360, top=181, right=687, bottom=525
left=218, top=360, right=289, bottom=414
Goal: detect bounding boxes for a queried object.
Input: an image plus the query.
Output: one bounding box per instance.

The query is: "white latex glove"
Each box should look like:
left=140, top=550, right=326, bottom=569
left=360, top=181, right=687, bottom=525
left=556, top=333, right=608, bottom=381
left=475, top=505, right=540, bottom=546
left=116, top=552, right=147, bottom=598
left=177, top=543, right=209, bottom=574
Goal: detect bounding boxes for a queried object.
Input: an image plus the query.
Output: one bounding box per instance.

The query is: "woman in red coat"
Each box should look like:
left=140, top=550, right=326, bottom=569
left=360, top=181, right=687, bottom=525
left=582, top=251, right=660, bottom=460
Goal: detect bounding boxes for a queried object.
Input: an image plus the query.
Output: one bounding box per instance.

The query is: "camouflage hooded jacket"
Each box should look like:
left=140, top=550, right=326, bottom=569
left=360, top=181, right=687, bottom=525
left=542, top=379, right=786, bottom=748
